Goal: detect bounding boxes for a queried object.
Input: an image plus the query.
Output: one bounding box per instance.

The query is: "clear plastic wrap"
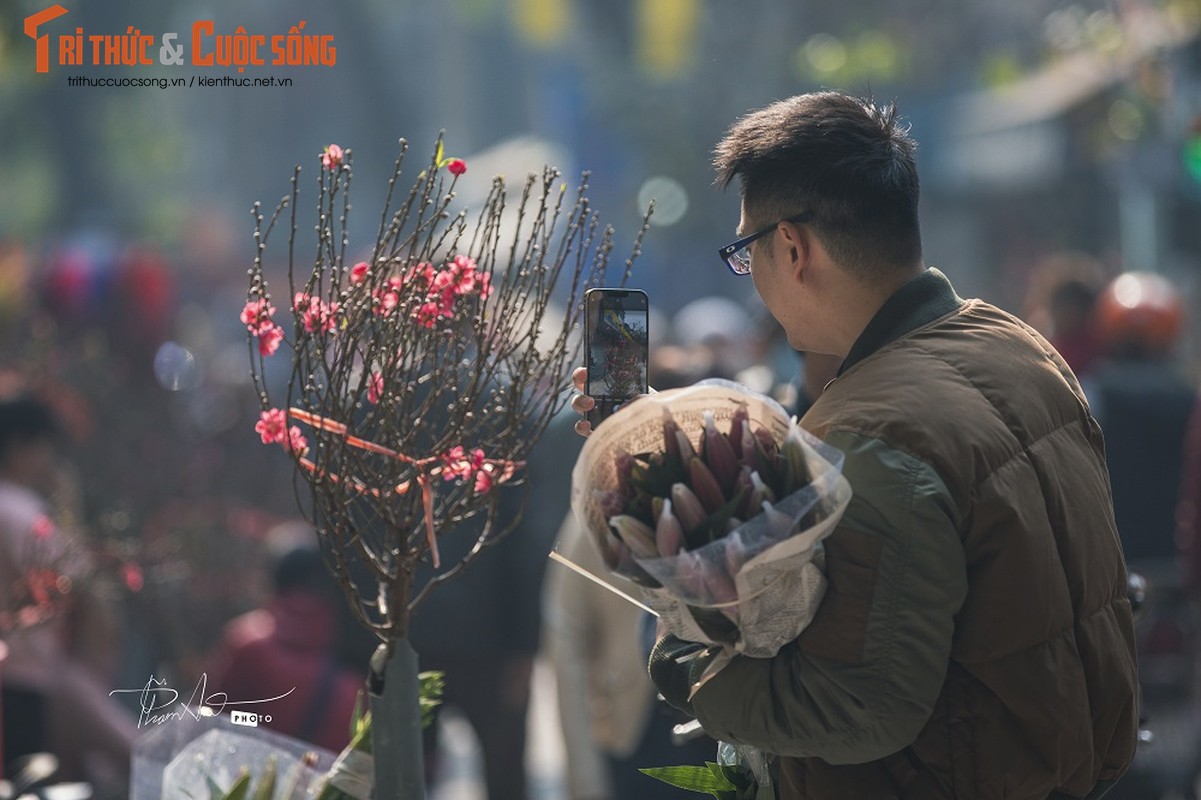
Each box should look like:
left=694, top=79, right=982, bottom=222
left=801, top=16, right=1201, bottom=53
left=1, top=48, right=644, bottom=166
left=571, top=379, right=852, bottom=661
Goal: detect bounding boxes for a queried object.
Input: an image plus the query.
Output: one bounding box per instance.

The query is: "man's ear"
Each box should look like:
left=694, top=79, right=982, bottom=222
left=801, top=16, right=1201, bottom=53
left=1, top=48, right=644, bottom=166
left=777, top=220, right=810, bottom=280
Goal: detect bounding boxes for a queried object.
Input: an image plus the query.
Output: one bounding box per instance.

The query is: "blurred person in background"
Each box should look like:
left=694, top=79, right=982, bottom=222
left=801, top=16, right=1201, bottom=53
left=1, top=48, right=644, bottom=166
left=1093, top=271, right=1201, bottom=800
left=543, top=343, right=717, bottom=800
left=1023, top=252, right=1110, bottom=382
left=206, top=525, right=367, bottom=753
left=1086, top=271, right=1193, bottom=570
left=409, top=399, right=581, bottom=799
left=671, top=296, right=755, bottom=382
left=0, top=393, right=135, bottom=789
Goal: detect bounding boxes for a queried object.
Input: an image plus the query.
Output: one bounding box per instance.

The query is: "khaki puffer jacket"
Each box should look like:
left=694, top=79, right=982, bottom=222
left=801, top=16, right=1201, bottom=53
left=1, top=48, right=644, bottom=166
left=690, top=269, right=1138, bottom=799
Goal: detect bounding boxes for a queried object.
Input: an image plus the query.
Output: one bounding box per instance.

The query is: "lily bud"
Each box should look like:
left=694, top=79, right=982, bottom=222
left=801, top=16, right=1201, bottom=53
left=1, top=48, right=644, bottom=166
left=689, top=456, right=725, bottom=514
left=675, top=429, right=697, bottom=463
left=748, top=470, right=775, bottom=509
left=729, top=403, right=750, bottom=459
left=701, top=570, right=740, bottom=624
left=671, top=482, right=707, bottom=533
left=703, top=411, right=740, bottom=494
left=599, top=531, right=625, bottom=571
left=606, top=535, right=661, bottom=587
left=608, top=514, right=658, bottom=559
left=656, top=499, right=685, bottom=557
left=754, top=426, right=778, bottom=459
left=733, top=466, right=754, bottom=518
left=761, top=501, right=795, bottom=539
left=724, top=536, right=746, bottom=576
left=664, top=408, right=683, bottom=463
left=783, top=423, right=813, bottom=495
left=740, top=420, right=759, bottom=473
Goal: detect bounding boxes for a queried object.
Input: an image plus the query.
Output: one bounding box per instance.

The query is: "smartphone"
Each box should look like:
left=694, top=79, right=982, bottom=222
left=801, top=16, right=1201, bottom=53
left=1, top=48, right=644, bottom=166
left=585, top=287, right=649, bottom=428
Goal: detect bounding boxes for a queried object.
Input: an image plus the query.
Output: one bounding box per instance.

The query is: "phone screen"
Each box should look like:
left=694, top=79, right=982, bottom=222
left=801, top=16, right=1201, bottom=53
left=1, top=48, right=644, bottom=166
left=585, top=288, right=649, bottom=426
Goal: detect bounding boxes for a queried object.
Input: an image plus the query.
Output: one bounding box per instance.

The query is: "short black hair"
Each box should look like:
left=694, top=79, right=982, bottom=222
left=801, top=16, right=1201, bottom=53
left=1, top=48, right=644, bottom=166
left=273, top=545, right=333, bottom=594
left=713, top=91, right=923, bottom=279
left=0, top=395, right=61, bottom=463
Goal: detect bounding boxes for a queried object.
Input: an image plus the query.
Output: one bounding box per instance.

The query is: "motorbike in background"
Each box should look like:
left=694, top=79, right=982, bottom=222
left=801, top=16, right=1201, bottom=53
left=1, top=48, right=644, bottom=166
left=1108, top=563, right=1201, bottom=800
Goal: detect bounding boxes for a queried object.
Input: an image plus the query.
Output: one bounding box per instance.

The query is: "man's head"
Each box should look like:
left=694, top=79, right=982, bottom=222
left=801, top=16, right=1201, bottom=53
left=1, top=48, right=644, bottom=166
left=0, top=395, right=61, bottom=491
left=714, top=92, right=924, bottom=354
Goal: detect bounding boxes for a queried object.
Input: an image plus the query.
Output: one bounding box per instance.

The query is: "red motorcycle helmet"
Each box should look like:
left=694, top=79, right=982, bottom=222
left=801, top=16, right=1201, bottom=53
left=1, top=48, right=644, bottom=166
left=1095, top=271, right=1184, bottom=356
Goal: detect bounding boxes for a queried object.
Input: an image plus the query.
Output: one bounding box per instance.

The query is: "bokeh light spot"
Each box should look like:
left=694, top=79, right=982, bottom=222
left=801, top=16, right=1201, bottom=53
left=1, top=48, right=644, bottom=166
left=154, top=341, right=200, bottom=391
left=638, top=176, right=689, bottom=227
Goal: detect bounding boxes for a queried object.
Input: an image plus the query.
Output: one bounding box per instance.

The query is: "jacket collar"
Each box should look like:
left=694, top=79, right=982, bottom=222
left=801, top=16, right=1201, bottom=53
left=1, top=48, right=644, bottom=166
left=838, top=267, right=964, bottom=376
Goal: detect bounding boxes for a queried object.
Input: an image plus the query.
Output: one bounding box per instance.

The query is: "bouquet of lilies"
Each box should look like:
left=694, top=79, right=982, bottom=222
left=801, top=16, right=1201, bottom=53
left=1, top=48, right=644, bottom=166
left=571, top=380, right=851, bottom=665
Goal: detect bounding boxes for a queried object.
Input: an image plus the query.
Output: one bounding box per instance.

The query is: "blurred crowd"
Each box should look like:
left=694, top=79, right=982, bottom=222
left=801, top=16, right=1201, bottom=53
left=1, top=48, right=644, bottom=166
left=4, top=232, right=1201, bottom=799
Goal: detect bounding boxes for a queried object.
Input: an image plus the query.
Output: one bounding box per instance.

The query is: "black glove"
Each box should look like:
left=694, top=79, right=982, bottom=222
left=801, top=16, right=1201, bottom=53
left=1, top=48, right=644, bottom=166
left=648, top=633, right=718, bottom=716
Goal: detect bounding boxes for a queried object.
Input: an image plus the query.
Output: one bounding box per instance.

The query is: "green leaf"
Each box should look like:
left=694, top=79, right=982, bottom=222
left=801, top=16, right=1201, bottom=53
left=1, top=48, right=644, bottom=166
left=419, top=669, right=445, bottom=728
left=220, top=771, right=251, bottom=800
left=207, top=777, right=224, bottom=800
left=712, top=762, right=749, bottom=787
left=349, top=689, right=366, bottom=741
left=687, top=487, right=748, bottom=549
left=250, top=758, right=277, bottom=800
left=630, top=452, right=687, bottom=498
left=640, top=764, right=738, bottom=795
left=434, top=140, right=445, bottom=168
left=627, top=490, right=654, bottom=523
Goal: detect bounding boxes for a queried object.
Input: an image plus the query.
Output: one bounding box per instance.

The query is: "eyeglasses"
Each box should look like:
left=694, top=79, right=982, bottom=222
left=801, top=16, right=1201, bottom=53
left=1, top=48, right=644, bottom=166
left=717, top=212, right=815, bottom=276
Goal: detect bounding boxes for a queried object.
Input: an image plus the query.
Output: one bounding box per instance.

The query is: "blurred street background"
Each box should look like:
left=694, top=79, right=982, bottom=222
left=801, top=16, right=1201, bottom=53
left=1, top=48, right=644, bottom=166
left=3, top=0, right=1201, bottom=797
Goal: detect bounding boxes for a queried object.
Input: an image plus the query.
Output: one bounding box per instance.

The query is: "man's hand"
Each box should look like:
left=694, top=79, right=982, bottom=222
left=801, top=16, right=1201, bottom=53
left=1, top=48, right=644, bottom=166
left=570, top=366, right=595, bottom=437
left=648, top=634, right=717, bottom=716
left=570, top=366, right=655, bottom=437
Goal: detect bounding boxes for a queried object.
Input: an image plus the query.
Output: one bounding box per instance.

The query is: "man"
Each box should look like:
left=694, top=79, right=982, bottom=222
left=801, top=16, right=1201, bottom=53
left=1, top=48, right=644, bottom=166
left=0, top=393, right=136, bottom=784
left=207, top=535, right=365, bottom=753
left=572, top=92, right=1137, bottom=799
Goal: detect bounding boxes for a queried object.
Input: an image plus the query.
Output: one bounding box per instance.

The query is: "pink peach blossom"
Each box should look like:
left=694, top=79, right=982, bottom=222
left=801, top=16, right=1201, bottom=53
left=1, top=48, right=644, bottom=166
left=240, top=298, right=275, bottom=332
left=294, top=293, right=339, bottom=333
left=431, top=269, right=456, bottom=293
left=286, top=426, right=309, bottom=457
left=405, top=262, right=435, bottom=288
left=350, top=261, right=370, bottom=284
left=474, top=469, right=493, bottom=494
left=437, top=288, right=457, bottom=317
left=414, top=301, right=441, bottom=328
left=258, top=324, right=285, bottom=356
left=256, top=408, right=288, bottom=444
left=446, top=158, right=467, bottom=176
left=373, top=287, right=398, bottom=317
left=322, top=144, right=344, bottom=170
left=476, top=271, right=493, bottom=299
left=368, top=371, right=384, bottom=404
left=440, top=446, right=472, bottom=481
